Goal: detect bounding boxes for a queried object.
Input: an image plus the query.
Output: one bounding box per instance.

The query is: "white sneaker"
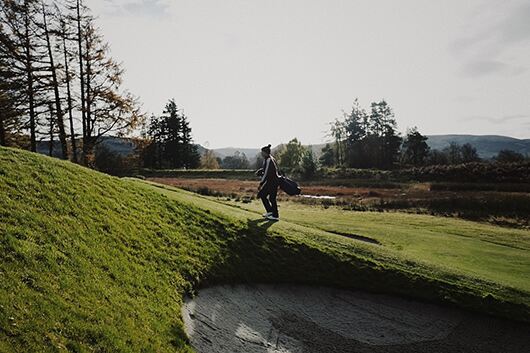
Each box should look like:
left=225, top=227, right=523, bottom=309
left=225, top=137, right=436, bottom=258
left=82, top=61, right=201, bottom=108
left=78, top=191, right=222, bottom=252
left=266, top=215, right=279, bottom=221
left=262, top=212, right=273, bottom=218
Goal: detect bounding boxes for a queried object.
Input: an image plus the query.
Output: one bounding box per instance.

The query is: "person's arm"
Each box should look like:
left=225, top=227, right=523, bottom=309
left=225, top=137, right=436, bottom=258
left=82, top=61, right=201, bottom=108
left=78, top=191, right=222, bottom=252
left=271, top=157, right=280, bottom=178
left=260, top=158, right=271, bottom=185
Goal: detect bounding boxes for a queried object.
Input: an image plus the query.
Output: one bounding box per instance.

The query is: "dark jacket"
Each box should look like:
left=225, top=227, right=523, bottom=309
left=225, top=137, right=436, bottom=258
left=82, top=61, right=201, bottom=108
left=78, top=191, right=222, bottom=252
left=259, top=156, right=280, bottom=188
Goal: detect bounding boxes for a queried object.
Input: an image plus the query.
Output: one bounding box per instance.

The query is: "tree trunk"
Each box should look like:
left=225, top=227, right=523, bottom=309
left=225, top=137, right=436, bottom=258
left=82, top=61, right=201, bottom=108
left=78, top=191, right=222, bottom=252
left=0, top=114, right=5, bottom=146
left=83, top=25, right=94, bottom=161
left=24, top=5, right=36, bottom=152
left=85, top=27, right=91, bottom=138
left=61, top=18, right=77, bottom=163
left=48, top=103, right=54, bottom=156
left=76, top=0, right=87, bottom=163
left=42, top=2, right=68, bottom=159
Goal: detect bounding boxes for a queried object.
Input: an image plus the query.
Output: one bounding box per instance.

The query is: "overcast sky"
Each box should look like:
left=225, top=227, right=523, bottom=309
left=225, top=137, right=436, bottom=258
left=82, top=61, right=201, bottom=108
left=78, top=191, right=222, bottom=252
left=90, top=0, right=530, bottom=148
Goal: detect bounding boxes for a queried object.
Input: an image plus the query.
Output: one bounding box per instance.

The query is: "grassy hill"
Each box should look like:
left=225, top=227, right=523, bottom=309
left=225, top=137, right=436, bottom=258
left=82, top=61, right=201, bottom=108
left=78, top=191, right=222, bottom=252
left=1, top=147, right=529, bottom=352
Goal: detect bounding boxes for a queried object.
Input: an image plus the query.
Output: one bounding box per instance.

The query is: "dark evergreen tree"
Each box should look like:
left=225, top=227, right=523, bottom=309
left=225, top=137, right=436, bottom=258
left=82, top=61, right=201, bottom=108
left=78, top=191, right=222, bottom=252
left=369, top=100, right=401, bottom=169
left=401, top=127, right=430, bottom=166
left=0, top=47, right=23, bottom=146
left=143, top=99, right=200, bottom=169
left=0, top=0, right=49, bottom=151
left=300, top=147, right=317, bottom=179
left=329, top=118, right=345, bottom=167
left=319, top=143, right=335, bottom=167
left=343, top=98, right=366, bottom=167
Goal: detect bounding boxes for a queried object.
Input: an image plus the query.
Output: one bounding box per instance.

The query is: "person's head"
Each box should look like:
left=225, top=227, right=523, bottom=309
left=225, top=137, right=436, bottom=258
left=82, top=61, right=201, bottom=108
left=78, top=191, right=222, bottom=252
left=261, top=144, right=272, bottom=158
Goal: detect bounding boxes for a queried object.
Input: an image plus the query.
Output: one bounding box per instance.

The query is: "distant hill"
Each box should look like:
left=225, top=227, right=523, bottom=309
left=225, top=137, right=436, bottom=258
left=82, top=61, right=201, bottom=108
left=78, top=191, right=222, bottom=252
left=36, top=136, right=138, bottom=158
left=305, top=136, right=530, bottom=160
left=211, top=147, right=259, bottom=159
left=425, top=135, right=530, bottom=159
left=36, top=134, right=530, bottom=161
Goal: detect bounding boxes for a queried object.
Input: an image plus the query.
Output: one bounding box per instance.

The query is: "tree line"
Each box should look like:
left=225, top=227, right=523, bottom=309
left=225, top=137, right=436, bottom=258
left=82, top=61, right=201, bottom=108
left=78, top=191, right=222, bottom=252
left=320, top=98, right=484, bottom=169
left=247, top=99, right=528, bottom=177
left=0, top=0, right=143, bottom=164
left=200, top=150, right=251, bottom=170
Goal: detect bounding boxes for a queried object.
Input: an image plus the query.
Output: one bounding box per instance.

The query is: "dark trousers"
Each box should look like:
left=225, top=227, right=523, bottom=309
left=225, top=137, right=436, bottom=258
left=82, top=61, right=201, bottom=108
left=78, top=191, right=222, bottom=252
left=258, top=183, right=279, bottom=218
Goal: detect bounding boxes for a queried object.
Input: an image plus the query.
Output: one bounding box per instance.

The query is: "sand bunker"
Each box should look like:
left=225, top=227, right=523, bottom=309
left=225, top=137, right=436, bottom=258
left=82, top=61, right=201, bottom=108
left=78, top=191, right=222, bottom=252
left=182, top=284, right=529, bottom=353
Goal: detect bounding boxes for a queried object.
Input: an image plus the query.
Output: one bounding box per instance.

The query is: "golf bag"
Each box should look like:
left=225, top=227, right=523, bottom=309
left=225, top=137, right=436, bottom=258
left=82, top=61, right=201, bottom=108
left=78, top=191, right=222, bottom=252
left=279, top=176, right=301, bottom=196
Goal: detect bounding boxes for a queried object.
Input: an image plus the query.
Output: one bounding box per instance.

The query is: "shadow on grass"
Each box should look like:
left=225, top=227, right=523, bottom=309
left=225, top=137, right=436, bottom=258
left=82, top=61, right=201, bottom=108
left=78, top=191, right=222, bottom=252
left=199, top=214, right=530, bottom=325
left=247, top=217, right=277, bottom=231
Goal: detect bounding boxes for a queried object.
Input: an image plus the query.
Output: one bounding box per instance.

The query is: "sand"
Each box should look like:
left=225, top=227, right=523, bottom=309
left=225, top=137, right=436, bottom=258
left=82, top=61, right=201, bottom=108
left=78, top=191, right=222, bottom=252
left=182, top=284, right=530, bottom=353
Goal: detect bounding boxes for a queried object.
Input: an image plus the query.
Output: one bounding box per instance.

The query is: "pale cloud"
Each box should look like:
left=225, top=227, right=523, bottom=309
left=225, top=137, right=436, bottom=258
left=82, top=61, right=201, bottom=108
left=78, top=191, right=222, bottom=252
left=451, top=0, right=530, bottom=78
left=496, top=1, right=530, bottom=45
left=463, top=114, right=530, bottom=124
left=459, top=60, right=526, bottom=77
left=122, top=0, right=170, bottom=17
left=90, top=0, right=173, bottom=17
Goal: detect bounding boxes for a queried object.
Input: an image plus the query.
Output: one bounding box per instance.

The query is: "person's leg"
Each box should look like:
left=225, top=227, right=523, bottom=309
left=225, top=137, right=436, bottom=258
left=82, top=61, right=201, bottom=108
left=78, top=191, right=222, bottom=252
left=258, top=187, right=272, bottom=213
left=269, top=186, right=279, bottom=218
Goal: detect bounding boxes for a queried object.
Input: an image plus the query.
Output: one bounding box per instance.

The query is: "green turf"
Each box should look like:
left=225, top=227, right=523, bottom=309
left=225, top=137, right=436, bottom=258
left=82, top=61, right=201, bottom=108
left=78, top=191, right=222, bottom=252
left=1, top=146, right=529, bottom=352
left=136, top=181, right=530, bottom=307
left=215, top=198, right=530, bottom=292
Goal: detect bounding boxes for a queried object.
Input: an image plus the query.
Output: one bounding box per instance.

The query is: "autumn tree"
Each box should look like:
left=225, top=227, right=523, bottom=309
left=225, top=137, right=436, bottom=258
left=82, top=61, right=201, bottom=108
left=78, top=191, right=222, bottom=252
left=56, top=6, right=78, bottom=161
left=80, top=20, right=143, bottom=163
left=200, top=149, right=220, bottom=169
left=40, top=0, right=67, bottom=158
left=1, top=0, right=143, bottom=164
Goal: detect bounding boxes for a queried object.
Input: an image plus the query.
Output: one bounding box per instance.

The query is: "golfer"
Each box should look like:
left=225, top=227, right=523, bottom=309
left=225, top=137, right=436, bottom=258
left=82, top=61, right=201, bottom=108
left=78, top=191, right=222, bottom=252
left=256, top=144, right=280, bottom=221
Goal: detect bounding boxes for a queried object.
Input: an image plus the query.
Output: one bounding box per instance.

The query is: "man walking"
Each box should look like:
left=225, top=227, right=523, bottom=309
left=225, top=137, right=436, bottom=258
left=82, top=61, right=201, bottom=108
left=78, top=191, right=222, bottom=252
left=256, top=144, right=280, bottom=221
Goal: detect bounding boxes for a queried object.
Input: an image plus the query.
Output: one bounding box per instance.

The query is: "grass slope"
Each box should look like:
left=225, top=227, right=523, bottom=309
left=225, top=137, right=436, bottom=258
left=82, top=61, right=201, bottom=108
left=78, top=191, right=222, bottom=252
left=138, top=182, right=530, bottom=308
left=219, top=199, right=530, bottom=292
left=1, top=147, right=529, bottom=352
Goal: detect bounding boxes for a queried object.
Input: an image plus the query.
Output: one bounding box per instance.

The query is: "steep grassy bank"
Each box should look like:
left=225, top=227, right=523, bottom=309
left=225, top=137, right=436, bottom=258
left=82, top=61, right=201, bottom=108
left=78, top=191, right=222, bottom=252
left=1, top=147, right=243, bottom=352
left=1, top=147, right=529, bottom=352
